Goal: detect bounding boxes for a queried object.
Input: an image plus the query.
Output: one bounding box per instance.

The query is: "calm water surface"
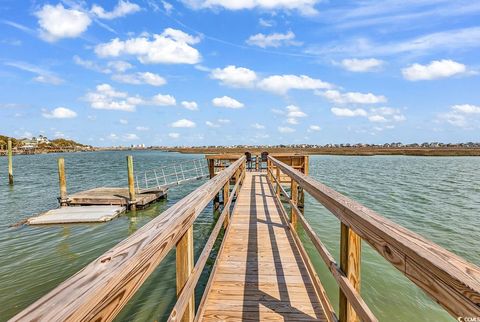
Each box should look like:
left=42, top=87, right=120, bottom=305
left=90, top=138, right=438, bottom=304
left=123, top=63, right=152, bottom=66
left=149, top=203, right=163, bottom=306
left=0, top=151, right=478, bottom=321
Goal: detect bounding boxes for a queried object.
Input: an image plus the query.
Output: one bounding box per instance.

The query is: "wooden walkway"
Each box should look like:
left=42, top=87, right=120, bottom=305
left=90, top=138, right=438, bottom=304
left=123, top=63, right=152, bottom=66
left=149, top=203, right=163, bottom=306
left=199, top=172, right=328, bottom=321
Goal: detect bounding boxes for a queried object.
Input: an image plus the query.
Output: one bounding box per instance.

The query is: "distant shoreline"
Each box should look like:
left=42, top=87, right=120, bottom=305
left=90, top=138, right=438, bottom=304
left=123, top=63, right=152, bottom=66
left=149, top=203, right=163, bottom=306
left=2, top=147, right=480, bottom=157
left=161, top=147, right=480, bottom=156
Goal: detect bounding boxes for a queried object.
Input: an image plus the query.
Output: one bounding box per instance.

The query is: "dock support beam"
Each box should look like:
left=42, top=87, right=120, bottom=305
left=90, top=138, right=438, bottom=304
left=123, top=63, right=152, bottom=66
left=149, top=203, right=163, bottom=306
left=58, top=158, right=68, bottom=206
left=8, top=138, right=13, bottom=185
left=223, top=181, right=230, bottom=228
left=176, top=227, right=194, bottom=322
left=339, top=223, right=361, bottom=322
left=127, top=155, right=136, bottom=211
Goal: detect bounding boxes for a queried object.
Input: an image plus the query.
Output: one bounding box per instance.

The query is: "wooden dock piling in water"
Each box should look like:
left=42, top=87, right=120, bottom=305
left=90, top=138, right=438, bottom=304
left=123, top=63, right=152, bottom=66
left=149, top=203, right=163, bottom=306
left=7, top=138, right=13, bottom=185
left=127, top=155, right=136, bottom=210
left=58, top=158, right=67, bottom=206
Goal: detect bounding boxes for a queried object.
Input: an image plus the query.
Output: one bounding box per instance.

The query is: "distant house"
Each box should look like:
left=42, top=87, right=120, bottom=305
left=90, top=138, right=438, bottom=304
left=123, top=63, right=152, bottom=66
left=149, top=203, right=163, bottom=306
left=21, top=135, right=50, bottom=149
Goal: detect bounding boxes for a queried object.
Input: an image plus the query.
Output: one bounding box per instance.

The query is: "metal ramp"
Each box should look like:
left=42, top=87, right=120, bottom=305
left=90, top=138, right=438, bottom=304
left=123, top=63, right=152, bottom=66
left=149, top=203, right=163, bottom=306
left=135, top=158, right=208, bottom=193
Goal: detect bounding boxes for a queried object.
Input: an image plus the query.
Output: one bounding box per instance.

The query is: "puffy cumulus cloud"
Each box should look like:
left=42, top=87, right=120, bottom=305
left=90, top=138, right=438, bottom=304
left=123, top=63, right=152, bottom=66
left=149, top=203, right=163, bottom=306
left=168, top=132, right=180, bottom=138
left=91, top=0, right=140, bottom=19
left=340, top=58, right=383, bottom=72
left=286, top=105, right=307, bottom=118
left=210, top=65, right=257, bottom=87
left=332, top=106, right=406, bottom=124
left=451, top=104, right=480, bottom=114
left=331, top=107, right=367, bottom=117
left=35, top=4, right=91, bottom=41
left=85, top=83, right=141, bottom=112
left=319, top=90, right=387, bottom=104
left=246, top=31, right=301, bottom=48
left=309, top=125, right=321, bottom=131
left=171, top=118, right=196, bottom=128
left=181, top=101, right=198, bottom=110
left=112, top=72, right=166, bottom=86
left=181, top=0, right=320, bottom=15
left=258, top=74, right=332, bottom=94
left=95, top=28, right=201, bottom=64
left=437, top=104, right=480, bottom=128
left=42, top=107, right=77, bottom=119
left=151, top=93, right=176, bottom=106
left=212, top=96, right=244, bottom=109
left=108, top=60, right=133, bottom=72
left=402, top=59, right=466, bottom=81
left=278, top=126, right=295, bottom=133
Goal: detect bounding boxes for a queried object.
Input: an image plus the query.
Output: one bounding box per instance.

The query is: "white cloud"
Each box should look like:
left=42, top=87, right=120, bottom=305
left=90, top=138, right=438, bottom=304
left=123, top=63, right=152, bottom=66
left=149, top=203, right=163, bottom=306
left=438, top=112, right=467, bottom=128
left=4, top=61, right=64, bottom=85
left=181, top=101, right=198, bottom=110
left=319, top=89, right=387, bottom=104
left=452, top=104, right=480, bottom=114
left=286, top=105, right=307, bottom=118
left=91, top=1, right=141, bottom=20
left=136, top=126, right=149, bottom=131
left=210, top=65, right=257, bottom=87
left=246, top=31, right=301, bottom=48
left=258, top=74, right=332, bottom=94
left=42, top=107, right=77, bottom=119
left=119, top=119, right=128, bottom=124
left=108, top=60, right=133, bottom=72
left=331, top=107, right=367, bottom=117
left=181, top=0, right=320, bottom=15
left=278, top=126, right=295, bottom=133
left=286, top=118, right=298, bottom=124
left=309, top=125, right=321, bottom=131
left=112, top=72, right=166, bottom=86
left=212, top=96, right=244, bottom=109
left=259, top=18, right=274, bottom=27
left=252, top=123, right=265, bottom=129
left=369, top=107, right=406, bottom=122
left=206, top=121, right=219, bottom=128
left=171, top=118, right=196, bottom=128
left=218, top=118, right=230, bottom=124
left=368, top=115, right=387, bottom=122
left=151, top=94, right=176, bottom=106
left=35, top=4, right=91, bottom=42
left=402, top=59, right=467, bottom=81
left=162, top=1, right=174, bottom=14
left=95, top=28, right=201, bottom=64
left=340, top=58, right=383, bottom=72
left=85, top=83, right=140, bottom=112
left=168, top=132, right=180, bottom=138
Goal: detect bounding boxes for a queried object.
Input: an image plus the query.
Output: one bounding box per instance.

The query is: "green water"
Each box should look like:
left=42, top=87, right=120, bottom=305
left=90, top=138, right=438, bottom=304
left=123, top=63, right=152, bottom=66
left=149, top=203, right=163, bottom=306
left=0, top=151, right=478, bottom=321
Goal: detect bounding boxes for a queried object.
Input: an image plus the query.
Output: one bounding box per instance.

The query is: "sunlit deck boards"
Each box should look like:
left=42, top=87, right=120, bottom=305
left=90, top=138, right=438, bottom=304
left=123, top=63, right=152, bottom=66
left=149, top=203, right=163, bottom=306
left=199, top=172, right=328, bottom=321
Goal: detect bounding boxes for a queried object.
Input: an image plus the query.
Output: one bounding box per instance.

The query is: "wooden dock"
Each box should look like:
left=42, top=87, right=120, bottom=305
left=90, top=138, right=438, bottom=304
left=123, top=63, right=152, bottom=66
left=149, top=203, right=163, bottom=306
left=11, top=154, right=480, bottom=322
left=67, top=187, right=167, bottom=208
left=27, top=206, right=126, bottom=225
left=198, top=172, right=329, bottom=321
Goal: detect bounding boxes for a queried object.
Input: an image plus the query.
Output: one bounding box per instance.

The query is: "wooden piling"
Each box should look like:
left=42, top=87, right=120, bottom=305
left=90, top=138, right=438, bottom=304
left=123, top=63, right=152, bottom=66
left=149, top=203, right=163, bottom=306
left=127, top=155, right=136, bottom=210
left=290, top=179, right=298, bottom=230
left=176, top=227, right=194, bottom=322
left=8, top=138, right=13, bottom=185
left=339, top=223, right=362, bottom=322
left=223, top=182, right=230, bottom=228
left=58, top=158, right=67, bottom=206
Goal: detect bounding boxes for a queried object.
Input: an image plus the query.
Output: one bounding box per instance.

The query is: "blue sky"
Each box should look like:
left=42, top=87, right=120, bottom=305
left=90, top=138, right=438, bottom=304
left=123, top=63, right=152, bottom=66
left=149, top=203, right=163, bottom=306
left=1, top=0, right=479, bottom=146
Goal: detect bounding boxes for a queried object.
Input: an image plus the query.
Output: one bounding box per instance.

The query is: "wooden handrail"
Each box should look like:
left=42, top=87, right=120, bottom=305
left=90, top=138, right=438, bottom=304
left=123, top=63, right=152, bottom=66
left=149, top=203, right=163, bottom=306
left=168, top=168, right=244, bottom=321
left=11, top=156, right=246, bottom=322
left=268, top=166, right=377, bottom=322
left=268, top=156, right=480, bottom=319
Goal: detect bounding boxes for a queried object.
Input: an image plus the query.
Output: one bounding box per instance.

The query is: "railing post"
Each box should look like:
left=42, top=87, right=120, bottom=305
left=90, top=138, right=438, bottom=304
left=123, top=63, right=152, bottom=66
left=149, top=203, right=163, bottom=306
left=127, top=155, right=136, bottom=211
left=297, top=156, right=308, bottom=212
left=176, top=227, right=194, bottom=322
left=339, top=223, right=362, bottom=322
left=290, top=179, right=298, bottom=230
left=7, top=138, right=13, bottom=185
left=275, top=167, right=281, bottom=197
left=223, top=181, right=230, bottom=228
left=58, top=158, right=68, bottom=206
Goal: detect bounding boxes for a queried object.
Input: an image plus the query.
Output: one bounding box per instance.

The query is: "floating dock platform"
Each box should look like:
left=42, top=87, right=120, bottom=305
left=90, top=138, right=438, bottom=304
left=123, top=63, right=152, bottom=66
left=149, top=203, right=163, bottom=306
left=27, top=206, right=126, bottom=225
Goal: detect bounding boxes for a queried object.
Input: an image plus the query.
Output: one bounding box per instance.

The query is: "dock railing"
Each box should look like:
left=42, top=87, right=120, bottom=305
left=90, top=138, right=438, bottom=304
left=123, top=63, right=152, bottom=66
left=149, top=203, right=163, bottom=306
left=11, top=156, right=246, bottom=322
left=267, top=155, right=480, bottom=322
